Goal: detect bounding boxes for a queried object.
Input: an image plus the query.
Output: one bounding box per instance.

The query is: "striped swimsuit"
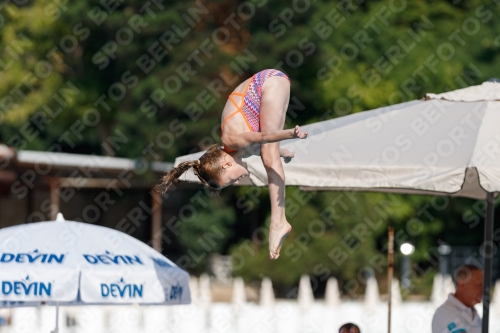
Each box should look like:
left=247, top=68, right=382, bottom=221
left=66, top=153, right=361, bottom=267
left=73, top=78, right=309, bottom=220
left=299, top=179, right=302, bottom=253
left=221, top=69, right=291, bottom=134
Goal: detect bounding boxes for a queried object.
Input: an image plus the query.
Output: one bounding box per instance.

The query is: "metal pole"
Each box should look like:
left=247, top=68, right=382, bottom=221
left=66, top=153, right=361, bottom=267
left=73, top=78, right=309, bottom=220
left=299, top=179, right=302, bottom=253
left=151, top=189, right=163, bottom=252
left=401, top=256, right=410, bottom=290
left=482, top=192, right=495, bottom=333
left=48, top=177, right=60, bottom=221
left=388, top=227, right=394, bottom=333
left=51, top=303, right=59, bottom=333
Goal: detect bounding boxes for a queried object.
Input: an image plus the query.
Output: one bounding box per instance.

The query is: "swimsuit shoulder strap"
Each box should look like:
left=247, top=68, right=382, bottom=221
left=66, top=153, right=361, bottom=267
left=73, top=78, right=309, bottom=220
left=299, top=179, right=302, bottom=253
left=228, top=93, right=242, bottom=109
left=221, top=110, right=240, bottom=130
left=221, top=75, right=255, bottom=131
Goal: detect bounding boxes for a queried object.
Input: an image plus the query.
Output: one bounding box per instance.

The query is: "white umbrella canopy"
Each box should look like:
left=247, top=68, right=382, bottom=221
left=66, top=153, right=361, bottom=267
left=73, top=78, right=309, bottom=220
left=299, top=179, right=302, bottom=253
left=247, top=81, right=500, bottom=198
left=174, top=81, right=500, bottom=199
left=0, top=214, right=191, bottom=307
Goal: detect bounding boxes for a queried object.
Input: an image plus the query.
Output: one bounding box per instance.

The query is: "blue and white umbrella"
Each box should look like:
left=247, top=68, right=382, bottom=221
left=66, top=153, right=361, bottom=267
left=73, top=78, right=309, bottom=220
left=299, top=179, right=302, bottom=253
left=0, top=213, right=190, bottom=331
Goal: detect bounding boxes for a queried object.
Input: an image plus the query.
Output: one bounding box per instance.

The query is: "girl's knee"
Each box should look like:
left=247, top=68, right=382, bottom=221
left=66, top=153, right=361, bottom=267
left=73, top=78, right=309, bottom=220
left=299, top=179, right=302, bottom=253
left=261, top=152, right=281, bottom=167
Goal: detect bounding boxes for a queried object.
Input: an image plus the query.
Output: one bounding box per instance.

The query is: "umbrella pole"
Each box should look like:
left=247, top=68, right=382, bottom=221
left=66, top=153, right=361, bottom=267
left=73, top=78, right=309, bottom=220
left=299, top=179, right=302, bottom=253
left=482, top=192, right=495, bottom=333
left=51, top=303, right=59, bottom=333
left=387, top=227, right=394, bottom=333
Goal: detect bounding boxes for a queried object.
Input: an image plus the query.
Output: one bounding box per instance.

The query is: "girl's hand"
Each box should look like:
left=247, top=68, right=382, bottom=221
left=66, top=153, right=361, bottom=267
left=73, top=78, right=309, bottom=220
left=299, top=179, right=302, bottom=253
left=293, top=125, right=308, bottom=139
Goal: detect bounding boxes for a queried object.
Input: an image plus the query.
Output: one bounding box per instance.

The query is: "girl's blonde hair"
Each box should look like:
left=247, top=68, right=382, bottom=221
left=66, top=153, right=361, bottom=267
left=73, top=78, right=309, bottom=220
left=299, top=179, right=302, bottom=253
left=159, top=144, right=226, bottom=193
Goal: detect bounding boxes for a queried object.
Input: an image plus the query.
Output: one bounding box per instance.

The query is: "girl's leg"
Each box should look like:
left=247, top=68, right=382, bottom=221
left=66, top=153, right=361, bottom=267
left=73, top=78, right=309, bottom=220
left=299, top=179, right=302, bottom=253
left=259, top=76, right=291, bottom=259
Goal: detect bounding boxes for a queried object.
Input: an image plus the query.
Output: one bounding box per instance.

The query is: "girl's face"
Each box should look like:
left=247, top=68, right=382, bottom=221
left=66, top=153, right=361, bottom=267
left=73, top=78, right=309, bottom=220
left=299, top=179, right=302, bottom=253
left=218, top=153, right=249, bottom=188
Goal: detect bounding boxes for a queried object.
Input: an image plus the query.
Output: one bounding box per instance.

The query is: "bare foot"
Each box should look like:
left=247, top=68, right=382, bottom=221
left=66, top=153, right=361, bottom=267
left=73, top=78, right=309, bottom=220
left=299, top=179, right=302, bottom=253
left=269, top=220, right=292, bottom=260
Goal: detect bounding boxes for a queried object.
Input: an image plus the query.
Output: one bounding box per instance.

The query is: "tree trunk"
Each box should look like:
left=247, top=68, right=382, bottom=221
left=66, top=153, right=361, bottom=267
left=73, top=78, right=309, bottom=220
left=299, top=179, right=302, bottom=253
left=98, top=123, right=114, bottom=157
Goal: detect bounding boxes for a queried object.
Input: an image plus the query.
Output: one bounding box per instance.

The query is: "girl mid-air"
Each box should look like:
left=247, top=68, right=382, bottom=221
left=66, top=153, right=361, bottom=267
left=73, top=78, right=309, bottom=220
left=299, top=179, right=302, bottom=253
left=160, top=69, right=308, bottom=259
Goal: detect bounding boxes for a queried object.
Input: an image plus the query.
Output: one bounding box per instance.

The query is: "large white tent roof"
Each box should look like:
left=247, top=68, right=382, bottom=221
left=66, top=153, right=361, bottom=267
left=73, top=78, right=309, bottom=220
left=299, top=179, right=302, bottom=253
left=175, top=81, right=500, bottom=199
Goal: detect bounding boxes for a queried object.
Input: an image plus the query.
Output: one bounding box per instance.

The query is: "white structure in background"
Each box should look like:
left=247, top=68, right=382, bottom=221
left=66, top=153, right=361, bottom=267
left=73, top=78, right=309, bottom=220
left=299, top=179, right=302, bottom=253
left=443, top=274, right=455, bottom=296
left=143, top=307, right=169, bottom=333
left=199, top=273, right=212, bottom=308
left=4, top=275, right=500, bottom=333
left=492, top=280, right=500, bottom=315
left=321, top=277, right=341, bottom=333
left=260, top=277, right=275, bottom=307
left=431, top=274, right=444, bottom=307
left=108, top=306, right=143, bottom=333
left=189, top=277, right=200, bottom=305
left=76, top=306, right=106, bottom=333
left=364, top=276, right=380, bottom=313
left=248, top=277, right=275, bottom=333
left=431, top=273, right=456, bottom=308
left=391, top=279, right=403, bottom=307
left=325, top=277, right=341, bottom=308
left=297, top=275, right=314, bottom=311
left=232, top=277, right=247, bottom=315
left=209, top=254, right=233, bottom=284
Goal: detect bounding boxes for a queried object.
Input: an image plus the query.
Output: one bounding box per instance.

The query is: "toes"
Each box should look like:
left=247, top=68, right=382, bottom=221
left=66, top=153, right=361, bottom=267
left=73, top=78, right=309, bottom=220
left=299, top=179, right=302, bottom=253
left=269, top=249, right=280, bottom=260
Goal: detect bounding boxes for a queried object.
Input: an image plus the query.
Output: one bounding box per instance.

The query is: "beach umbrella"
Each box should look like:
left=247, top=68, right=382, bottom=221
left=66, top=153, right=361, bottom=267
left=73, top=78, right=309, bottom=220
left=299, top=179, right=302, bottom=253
left=175, top=80, right=500, bottom=332
left=0, top=213, right=191, bottom=332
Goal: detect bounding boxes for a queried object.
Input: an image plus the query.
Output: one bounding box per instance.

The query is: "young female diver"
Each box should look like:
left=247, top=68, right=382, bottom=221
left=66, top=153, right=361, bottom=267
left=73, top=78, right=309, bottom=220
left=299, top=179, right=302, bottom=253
left=160, top=69, right=308, bottom=259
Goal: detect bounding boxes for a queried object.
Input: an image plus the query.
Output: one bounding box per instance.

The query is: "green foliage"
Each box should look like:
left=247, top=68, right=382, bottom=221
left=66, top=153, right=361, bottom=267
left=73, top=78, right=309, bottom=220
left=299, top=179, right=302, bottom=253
left=178, top=195, right=236, bottom=262
left=231, top=190, right=427, bottom=290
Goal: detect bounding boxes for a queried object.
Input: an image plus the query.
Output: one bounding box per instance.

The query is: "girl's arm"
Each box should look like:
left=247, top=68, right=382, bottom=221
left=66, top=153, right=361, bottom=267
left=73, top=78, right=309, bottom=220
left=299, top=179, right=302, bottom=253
left=224, top=125, right=307, bottom=150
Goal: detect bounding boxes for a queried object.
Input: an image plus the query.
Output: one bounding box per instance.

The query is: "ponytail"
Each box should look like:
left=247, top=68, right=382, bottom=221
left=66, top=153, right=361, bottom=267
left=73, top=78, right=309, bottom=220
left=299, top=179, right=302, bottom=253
left=158, top=160, right=200, bottom=193
left=158, top=144, right=226, bottom=193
